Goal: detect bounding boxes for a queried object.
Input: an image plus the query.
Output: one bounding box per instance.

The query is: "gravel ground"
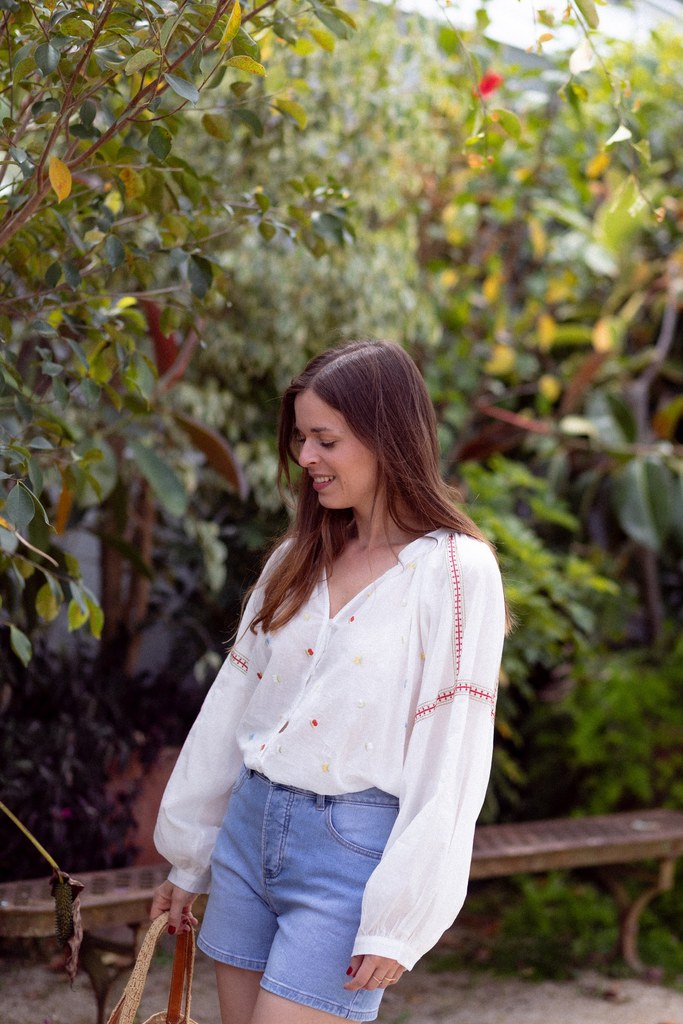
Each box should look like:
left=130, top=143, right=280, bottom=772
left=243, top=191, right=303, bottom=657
left=2, top=938, right=683, bottom=1024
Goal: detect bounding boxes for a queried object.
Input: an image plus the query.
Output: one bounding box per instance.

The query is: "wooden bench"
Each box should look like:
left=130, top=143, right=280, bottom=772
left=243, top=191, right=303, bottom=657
left=470, top=808, right=683, bottom=972
left=1, top=809, right=682, bottom=1021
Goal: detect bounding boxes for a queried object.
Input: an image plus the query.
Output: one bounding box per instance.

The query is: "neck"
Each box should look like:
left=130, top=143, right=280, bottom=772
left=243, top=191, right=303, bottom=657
left=352, top=508, right=419, bottom=551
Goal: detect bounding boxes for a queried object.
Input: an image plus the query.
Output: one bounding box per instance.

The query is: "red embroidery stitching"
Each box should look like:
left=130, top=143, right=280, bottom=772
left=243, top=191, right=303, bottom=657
left=414, top=537, right=496, bottom=724
left=446, top=534, right=464, bottom=677
left=229, top=649, right=249, bottom=674
left=414, top=683, right=495, bottom=721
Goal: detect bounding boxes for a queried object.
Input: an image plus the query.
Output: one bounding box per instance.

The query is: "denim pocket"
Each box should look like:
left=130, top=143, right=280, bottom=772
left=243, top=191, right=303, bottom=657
left=325, top=799, right=398, bottom=859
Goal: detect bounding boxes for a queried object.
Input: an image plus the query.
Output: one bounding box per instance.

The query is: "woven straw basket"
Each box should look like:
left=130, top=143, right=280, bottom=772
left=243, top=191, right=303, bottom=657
left=107, top=912, right=200, bottom=1024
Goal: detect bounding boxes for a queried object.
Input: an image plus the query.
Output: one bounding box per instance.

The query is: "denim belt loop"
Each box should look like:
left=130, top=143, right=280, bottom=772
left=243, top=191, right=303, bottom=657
left=316, top=793, right=326, bottom=811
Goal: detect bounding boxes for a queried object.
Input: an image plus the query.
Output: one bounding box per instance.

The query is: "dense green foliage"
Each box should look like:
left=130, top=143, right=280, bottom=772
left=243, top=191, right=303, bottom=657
left=1, top=1, right=682, bottom=972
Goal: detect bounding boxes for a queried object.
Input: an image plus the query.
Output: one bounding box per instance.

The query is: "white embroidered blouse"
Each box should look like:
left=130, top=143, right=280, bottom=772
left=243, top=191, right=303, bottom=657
left=154, top=528, right=506, bottom=970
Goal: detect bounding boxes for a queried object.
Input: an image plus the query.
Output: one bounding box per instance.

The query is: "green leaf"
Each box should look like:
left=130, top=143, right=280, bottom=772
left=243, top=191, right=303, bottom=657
left=130, top=441, right=189, bottom=517
left=87, top=595, right=104, bottom=639
left=231, top=27, right=259, bottom=60
left=611, top=459, right=673, bottom=552
left=234, top=109, right=263, bottom=136
left=164, top=73, right=200, bottom=105
left=73, top=438, right=118, bottom=508
left=104, top=235, right=125, bottom=268
left=5, top=482, right=35, bottom=530
left=148, top=124, right=172, bottom=160
left=202, top=113, right=232, bottom=141
left=10, top=624, right=32, bottom=666
left=0, top=523, right=19, bottom=553
left=188, top=254, right=213, bottom=297
left=490, top=108, right=521, bottom=140
left=574, top=0, right=599, bottom=29
left=226, top=55, right=266, bottom=77
left=34, top=42, right=60, bottom=75
left=36, top=581, right=61, bottom=621
left=125, top=48, right=159, bottom=74
left=80, top=99, right=97, bottom=126
left=313, top=5, right=354, bottom=38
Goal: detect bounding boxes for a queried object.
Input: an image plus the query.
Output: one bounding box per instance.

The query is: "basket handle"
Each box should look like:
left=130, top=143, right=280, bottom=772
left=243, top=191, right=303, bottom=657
left=107, top=912, right=195, bottom=1024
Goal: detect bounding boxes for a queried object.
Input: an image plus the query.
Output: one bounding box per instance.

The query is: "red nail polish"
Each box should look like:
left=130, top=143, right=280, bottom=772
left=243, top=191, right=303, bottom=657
left=168, top=925, right=176, bottom=935
left=346, top=967, right=353, bottom=976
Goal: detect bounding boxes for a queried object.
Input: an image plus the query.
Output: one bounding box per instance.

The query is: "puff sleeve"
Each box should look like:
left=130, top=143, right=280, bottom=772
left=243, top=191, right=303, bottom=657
left=153, top=557, right=278, bottom=892
left=351, top=534, right=505, bottom=969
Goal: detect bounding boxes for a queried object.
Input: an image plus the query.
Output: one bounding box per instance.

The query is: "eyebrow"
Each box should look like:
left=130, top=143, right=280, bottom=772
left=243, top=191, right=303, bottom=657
left=294, top=425, right=337, bottom=434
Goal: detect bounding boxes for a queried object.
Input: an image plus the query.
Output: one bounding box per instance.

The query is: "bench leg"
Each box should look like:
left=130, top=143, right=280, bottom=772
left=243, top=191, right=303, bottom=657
left=595, top=859, right=676, bottom=973
left=79, top=927, right=140, bottom=1024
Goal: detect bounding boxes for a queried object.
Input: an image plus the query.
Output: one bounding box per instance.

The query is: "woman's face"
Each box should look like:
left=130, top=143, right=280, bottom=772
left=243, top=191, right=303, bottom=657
left=293, top=390, right=379, bottom=518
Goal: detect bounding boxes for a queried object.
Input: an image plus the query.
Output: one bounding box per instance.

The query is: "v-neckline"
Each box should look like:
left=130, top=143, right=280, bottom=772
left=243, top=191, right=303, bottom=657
left=323, top=530, right=441, bottom=621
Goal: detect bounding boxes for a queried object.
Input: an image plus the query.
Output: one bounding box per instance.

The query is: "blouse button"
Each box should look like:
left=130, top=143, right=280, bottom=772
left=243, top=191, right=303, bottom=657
left=364, top=741, right=374, bottom=752
left=357, top=700, right=366, bottom=708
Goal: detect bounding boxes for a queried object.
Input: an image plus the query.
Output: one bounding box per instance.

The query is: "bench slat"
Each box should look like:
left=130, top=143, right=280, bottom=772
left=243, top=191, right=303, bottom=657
left=0, top=864, right=171, bottom=937
left=471, top=809, right=683, bottom=878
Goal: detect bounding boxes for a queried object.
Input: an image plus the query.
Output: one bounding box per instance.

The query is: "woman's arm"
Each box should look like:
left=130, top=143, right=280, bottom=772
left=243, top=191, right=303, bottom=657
left=352, top=535, right=506, bottom=970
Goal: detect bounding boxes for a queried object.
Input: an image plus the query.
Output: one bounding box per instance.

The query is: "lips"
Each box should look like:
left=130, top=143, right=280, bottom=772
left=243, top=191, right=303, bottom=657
left=311, top=474, right=335, bottom=492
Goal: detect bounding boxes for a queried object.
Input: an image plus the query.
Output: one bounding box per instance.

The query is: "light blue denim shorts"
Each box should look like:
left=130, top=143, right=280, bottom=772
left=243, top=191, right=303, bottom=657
left=197, top=765, right=400, bottom=1021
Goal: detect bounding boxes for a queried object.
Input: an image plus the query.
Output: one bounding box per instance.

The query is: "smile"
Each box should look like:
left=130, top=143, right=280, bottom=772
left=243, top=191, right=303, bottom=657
left=311, top=475, right=335, bottom=491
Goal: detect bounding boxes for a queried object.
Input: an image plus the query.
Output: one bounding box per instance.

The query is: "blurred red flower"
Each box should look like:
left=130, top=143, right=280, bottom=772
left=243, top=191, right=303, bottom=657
left=478, top=72, right=504, bottom=97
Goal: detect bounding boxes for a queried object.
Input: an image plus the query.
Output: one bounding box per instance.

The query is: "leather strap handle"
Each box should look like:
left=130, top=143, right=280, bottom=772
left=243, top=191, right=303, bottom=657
left=106, top=912, right=195, bottom=1024
left=167, top=927, right=194, bottom=1024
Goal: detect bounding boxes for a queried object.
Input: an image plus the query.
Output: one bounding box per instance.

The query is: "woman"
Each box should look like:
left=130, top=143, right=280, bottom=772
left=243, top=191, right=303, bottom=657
left=151, top=339, right=507, bottom=1024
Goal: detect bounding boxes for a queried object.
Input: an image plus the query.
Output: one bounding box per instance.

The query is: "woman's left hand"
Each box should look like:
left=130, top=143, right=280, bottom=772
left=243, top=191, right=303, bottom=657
left=343, top=953, right=406, bottom=990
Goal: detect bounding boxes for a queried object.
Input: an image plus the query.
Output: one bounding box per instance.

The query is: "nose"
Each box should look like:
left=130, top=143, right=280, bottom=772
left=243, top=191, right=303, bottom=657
left=298, top=439, right=318, bottom=468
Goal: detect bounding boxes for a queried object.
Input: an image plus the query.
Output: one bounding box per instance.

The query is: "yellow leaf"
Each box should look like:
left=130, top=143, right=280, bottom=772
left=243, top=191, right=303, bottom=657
left=49, top=156, right=72, bottom=202
left=539, top=374, right=562, bottom=403
left=586, top=152, right=609, bottom=179
left=276, top=99, right=307, bottom=129
left=439, top=268, right=459, bottom=289
left=310, top=27, right=335, bottom=51
left=119, top=167, right=145, bottom=201
left=592, top=316, right=621, bottom=353
left=226, top=55, right=266, bottom=76
left=537, top=314, right=557, bottom=351
left=104, top=189, right=123, bottom=215
left=484, top=344, right=516, bottom=376
left=483, top=272, right=502, bottom=303
left=219, top=0, right=241, bottom=49
left=528, top=217, right=547, bottom=260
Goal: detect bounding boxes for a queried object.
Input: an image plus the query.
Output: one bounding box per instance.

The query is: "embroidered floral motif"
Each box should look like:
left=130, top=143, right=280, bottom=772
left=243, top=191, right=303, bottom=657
left=229, top=649, right=249, bottom=674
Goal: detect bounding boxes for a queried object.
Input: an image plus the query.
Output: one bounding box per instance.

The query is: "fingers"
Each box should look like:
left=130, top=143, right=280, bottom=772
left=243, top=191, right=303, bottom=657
left=150, top=882, right=198, bottom=934
left=344, top=954, right=405, bottom=991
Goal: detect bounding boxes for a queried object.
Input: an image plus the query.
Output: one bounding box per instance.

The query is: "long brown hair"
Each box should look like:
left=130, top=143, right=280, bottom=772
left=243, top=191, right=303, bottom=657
left=249, top=339, right=499, bottom=633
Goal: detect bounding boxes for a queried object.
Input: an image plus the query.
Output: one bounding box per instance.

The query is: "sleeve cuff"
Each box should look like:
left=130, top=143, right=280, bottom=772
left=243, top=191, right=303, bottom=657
left=167, top=864, right=211, bottom=894
left=351, top=934, right=417, bottom=971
